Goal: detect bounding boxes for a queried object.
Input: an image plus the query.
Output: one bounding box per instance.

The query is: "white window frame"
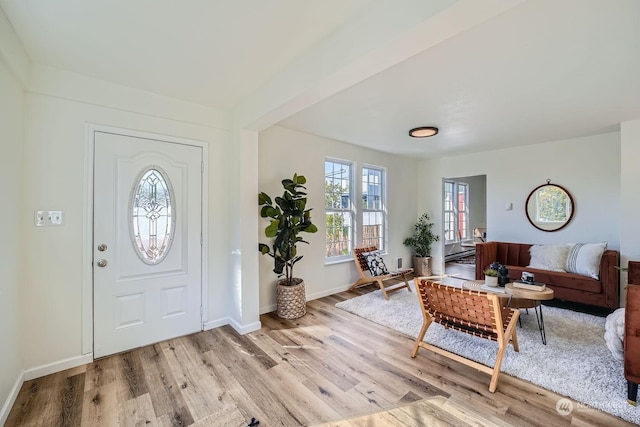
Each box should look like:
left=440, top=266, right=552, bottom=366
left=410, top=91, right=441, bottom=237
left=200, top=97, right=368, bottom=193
left=444, top=180, right=470, bottom=243
left=361, top=165, right=386, bottom=251
left=325, top=159, right=354, bottom=261
left=458, top=182, right=469, bottom=241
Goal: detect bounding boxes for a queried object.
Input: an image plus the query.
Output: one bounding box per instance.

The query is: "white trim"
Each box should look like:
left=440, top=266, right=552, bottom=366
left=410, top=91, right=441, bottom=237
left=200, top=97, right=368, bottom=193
left=259, top=284, right=352, bottom=315
left=0, top=371, right=24, bottom=426
left=200, top=142, right=209, bottom=329
left=203, top=317, right=231, bottom=331
left=260, top=304, right=277, bottom=315
left=306, top=285, right=353, bottom=304
left=203, top=317, right=262, bottom=335
left=83, top=123, right=210, bottom=357
left=81, top=124, right=95, bottom=355
left=228, top=319, right=262, bottom=335
left=23, top=354, right=94, bottom=382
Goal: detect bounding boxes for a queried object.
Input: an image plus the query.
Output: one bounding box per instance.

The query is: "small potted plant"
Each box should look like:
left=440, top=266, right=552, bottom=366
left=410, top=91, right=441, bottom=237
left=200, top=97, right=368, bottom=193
left=258, top=174, right=318, bottom=319
left=403, top=213, right=440, bottom=276
left=484, top=268, right=499, bottom=287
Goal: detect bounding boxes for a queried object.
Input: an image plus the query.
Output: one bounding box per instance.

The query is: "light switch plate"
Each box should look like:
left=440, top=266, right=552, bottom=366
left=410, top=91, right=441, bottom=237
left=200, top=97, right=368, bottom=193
left=35, top=211, right=46, bottom=226
left=35, top=210, right=64, bottom=226
left=49, top=211, right=63, bottom=225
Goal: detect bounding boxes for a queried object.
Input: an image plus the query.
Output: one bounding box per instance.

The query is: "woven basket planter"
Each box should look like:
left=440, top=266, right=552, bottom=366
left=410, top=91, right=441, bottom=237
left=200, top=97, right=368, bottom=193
left=276, top=279, right=306, bottom=319
left=413, top=256, right=432, bottom=277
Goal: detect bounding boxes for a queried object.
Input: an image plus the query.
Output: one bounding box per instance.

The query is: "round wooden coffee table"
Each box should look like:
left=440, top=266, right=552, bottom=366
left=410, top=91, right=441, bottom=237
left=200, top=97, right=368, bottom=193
left=505, top=282, right=554, bottom=345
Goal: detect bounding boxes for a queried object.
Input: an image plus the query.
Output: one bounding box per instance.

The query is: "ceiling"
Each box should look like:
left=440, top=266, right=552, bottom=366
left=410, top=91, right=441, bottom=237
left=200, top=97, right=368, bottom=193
left=0, top=0, right=374, bottom=109
left=280, top=0, right=640, bottom=158
left=2, top=0, right=640, bottom=159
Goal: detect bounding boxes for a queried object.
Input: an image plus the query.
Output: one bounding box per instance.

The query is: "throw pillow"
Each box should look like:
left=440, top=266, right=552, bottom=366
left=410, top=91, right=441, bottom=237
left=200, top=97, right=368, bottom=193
left=363, top=251, right=389, bottom=276
left=528, top=244, right=571, bottom=272
left=566, top=242, right=607, bottom=279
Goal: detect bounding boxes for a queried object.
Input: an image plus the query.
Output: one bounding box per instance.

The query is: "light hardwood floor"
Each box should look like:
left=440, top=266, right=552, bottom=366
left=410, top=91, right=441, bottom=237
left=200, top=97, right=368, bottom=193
left=6, top=282, right=635, bottom=426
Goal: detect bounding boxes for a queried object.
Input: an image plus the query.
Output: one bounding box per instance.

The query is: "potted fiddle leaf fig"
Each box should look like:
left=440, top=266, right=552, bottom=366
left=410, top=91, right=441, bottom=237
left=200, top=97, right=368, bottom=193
left=258, top=173, right=318, bottom=319
left=403, top=213, right=440, bottom=277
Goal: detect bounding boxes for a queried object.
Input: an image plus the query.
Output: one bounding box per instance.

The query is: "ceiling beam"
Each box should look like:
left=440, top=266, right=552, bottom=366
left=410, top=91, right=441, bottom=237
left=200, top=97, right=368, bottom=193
left=233, top=0, right=525, bottom=132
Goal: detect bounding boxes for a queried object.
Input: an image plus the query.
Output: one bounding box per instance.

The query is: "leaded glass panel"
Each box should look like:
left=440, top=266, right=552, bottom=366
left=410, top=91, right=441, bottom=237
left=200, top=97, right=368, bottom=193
left=130, top=167, right=175, bottom=264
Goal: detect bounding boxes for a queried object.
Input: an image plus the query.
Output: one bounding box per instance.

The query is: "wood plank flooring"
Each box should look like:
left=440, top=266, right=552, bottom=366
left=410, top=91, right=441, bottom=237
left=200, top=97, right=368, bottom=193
left=6, top=282, right=636, bottom=426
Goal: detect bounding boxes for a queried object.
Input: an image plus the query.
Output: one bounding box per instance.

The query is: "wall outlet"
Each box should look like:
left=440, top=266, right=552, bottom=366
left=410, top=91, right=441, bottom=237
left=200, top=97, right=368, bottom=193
left=395, top=257, right=403, bottom=270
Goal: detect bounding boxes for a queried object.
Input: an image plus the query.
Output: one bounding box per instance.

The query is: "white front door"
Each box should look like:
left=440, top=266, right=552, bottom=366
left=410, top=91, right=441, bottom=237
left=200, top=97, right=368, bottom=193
left=93, top=131, right=202, bottom=358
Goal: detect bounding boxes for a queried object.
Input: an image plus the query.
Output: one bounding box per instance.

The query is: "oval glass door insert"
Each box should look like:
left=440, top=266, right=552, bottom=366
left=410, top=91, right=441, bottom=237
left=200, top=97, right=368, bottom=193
left=130, top=167, right=175, bottom=264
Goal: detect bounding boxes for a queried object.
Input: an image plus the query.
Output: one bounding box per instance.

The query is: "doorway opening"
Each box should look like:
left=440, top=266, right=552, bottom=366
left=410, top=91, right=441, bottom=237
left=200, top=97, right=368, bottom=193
left=442, top=175, right=487, bottom=283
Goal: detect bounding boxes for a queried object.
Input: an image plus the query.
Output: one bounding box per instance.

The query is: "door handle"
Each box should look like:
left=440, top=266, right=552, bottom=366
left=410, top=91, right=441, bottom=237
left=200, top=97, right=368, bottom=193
left=97, top=259, right=108, bottom=268
left=97, top=243, right=108, bottom=251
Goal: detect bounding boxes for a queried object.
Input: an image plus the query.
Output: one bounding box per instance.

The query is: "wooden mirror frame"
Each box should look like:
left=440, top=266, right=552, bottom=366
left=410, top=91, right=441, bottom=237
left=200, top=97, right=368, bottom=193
left=525, top=181, right=574, bottom=232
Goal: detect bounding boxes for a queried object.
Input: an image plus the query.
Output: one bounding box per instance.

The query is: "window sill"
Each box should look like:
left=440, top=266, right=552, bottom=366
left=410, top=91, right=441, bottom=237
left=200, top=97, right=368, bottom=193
left=325, top=257, right=353, bottom=266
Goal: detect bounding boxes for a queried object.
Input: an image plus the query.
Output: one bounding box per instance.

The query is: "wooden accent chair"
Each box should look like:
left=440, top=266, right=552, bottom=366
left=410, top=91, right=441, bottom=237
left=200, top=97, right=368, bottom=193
left=350, top=246, right=413, bottom=300
left=411, top=278, right=520, bottom=392
left=625, top=261, right=640, bottom=405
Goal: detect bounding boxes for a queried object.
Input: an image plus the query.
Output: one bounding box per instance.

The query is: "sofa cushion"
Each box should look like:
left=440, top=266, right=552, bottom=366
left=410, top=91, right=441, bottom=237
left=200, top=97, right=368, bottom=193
left=507, top=265, right=603, bottom=294
left=528, top=244, right=571, bottom=272
left=566, top=242, right=607, bottom=279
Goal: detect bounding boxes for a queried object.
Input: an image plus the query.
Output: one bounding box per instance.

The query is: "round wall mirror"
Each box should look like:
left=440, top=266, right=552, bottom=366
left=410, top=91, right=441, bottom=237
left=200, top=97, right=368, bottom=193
left=525, top=181, right=574, bottom=232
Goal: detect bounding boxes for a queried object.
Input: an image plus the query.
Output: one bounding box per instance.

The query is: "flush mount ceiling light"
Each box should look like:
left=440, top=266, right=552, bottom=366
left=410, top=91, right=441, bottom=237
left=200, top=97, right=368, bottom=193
left=409, top=126, right=439, bottom=138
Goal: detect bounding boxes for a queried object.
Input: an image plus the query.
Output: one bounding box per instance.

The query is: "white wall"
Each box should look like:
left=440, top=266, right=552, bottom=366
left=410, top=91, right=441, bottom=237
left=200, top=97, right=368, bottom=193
left=464, top=175, right=487, bottom=231
left=620, top=119, right=640, bottom=303
left=20, top=78, right=236, bottom=370
left=420, top=132, right=621, bottom=275
left=258, top=126, right=419, bottom=313
left=0, top=53, right=25, bottom=422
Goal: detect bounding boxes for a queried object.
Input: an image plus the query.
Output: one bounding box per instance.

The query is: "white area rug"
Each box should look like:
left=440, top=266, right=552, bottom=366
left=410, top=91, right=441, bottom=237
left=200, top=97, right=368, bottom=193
left=335, top=284, right=640, bottom=424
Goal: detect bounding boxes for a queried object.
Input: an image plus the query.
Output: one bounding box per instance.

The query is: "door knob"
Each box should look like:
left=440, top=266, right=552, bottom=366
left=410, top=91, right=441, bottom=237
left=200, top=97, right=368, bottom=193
left=97, top=259, right=108, bottom=268
left=97, top=243, right=108, bottom=251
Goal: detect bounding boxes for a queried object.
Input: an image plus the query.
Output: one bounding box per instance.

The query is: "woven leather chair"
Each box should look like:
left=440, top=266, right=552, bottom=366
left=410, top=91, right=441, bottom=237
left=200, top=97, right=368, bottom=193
left=350, top=246, right=413, bottom=300
left=411, top=279, right=520, bottom=392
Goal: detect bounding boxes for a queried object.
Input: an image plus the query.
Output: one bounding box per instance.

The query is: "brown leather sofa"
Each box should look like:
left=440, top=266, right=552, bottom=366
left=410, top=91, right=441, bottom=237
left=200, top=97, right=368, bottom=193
left=625, top=261, right=640, bottom=405
left=475, top=241, right=619, bottom=309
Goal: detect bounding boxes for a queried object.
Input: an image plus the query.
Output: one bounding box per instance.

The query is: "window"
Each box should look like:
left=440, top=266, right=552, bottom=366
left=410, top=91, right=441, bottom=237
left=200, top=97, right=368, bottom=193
left=362, top=167, right=385, bottom=250
left=444, top=181, right=455, bottom=242
left=457, top=183, right=469, bottom=241
left=325, top=160, right=353, bottom=258
left=444, top=180, right=469, bottom=243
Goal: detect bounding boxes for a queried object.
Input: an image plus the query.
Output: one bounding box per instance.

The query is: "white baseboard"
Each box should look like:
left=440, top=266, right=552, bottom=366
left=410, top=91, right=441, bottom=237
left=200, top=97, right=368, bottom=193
left=228, top=319, right=261, bottom=334
left=203, top=317, right=262, bottom=335
left=260, top=303, right=277, bottom=315
left=203, top=317, right=230, bottom=331
left=259, top=283, right=352, bottom=315
left=1, top=371, right=24, bottom=426
left=23, top=353, right=94, bottom=382
left=306, top=283, right=352, bottom=301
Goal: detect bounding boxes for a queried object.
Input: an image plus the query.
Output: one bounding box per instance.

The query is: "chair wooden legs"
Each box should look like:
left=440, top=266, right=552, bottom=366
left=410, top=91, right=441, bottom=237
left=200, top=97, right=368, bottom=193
left=411, top=317, right=432, bottom=358
left=378, top=274, right=411, bottom=300
left=413, top=310, right=520, bottom=393
left=490, top=310, right=520, bottom=392
left=350, top=273, right=411, bottom=300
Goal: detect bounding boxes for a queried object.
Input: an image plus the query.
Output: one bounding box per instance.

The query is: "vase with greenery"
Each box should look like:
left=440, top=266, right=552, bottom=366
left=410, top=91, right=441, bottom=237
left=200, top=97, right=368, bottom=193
left=403, top=213, right=440, bottom=277
left=258, top=173, right=318, bottom=319
left=484, top=268, right=499, bottom=287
